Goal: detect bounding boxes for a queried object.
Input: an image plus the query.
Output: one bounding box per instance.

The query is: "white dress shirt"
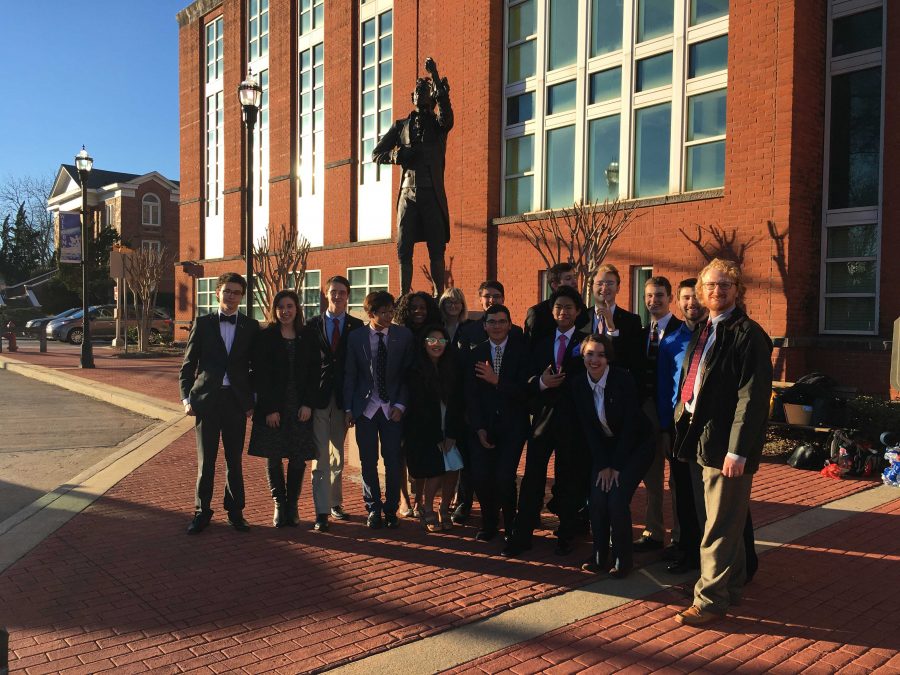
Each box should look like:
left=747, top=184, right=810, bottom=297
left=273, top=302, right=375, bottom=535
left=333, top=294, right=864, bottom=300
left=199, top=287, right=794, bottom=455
left=593, top=302, right=619, bottom=336
left=364, top=325, right=393, bottom=419
left=588, top=368, right=613, bottom=437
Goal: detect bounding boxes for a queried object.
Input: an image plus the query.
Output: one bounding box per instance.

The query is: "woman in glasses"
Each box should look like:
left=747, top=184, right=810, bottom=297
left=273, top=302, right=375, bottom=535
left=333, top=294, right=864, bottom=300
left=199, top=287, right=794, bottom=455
left=403, top=325, right=464, bottom=531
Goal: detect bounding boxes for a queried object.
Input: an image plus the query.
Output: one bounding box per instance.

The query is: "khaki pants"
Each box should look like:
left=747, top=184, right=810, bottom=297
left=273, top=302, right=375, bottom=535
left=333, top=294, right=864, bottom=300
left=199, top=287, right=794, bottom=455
left=640, top=399, right=679, bottom=542
left=311, top=395, right=346, bottom=515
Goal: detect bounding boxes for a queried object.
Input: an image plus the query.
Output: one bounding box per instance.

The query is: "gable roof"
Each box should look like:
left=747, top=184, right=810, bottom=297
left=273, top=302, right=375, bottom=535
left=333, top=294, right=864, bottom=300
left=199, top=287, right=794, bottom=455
left=59, top=164, right=142, bottom=190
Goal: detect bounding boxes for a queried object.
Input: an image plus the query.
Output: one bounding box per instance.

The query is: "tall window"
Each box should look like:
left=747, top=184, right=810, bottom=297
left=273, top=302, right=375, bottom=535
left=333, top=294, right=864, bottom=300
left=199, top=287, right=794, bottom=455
left=142, top=194, right=161, bottom=226
left=820, top=2, right=884, bottom=334
left=204, top=16, right=224, bottom=258
left=347, top=265, right=389, bottom=313
left=298, top=15, right=325, bottom=247
left=248, top=0, right=269, bottom=61
left=299, top=0, right=323, bottom=34
left=502, top=0, right=728, bottom=215
left=358, top=3, right=393, bottom=241
left=300, top=270, right=322, bottom=320
left=248, top=0, right=270, bottom=248
left=141, top=240, right=161, bottom=253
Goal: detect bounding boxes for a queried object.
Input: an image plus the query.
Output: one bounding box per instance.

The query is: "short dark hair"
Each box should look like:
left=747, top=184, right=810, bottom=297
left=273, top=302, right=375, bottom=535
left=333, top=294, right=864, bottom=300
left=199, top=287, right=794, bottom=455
left=549, top=285, right=584, bottom=310
left=548, top=263, right=575, bottom=285
left=581, top=332, right=615, bottom=362
left=477, top=280, right=505, bottom=297
left=216, top=272, right=246, bottom=293
left=326, top=275, right=351, bottom=293
left=678, top=277, right=698, bottom=292
left=484, top=303, right=511, bottom=322
left=645, top=275, right=672, bottom=296
left=364, top=290, right=395, bottom=315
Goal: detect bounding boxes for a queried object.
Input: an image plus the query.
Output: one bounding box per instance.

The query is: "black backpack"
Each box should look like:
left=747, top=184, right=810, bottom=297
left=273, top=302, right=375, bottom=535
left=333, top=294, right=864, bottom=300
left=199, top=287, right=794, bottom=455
left=825, top=428, right=880, bottom=477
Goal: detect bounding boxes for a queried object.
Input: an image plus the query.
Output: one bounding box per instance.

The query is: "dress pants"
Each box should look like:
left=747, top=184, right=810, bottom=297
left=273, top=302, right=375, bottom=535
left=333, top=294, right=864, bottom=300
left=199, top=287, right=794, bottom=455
left=470, top=430, right=525, bottom=533
left=354, top=409, right=403, bottom=516
left=669, top=456, right=701, bottom=563
left=589, top=439, right=654, bottom=570
left=640, top=398, right=674, bottom=542
left=194, top=387, right=247, bottom=515
left=312, top=394, right=346, bottom=514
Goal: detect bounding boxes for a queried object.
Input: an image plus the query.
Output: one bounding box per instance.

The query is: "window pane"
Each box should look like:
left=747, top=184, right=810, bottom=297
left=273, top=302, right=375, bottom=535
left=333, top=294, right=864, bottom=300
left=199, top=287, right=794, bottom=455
left=507, top=92, right=534, bottom=124
left=587, top=115, right=621, bottom=201
left=827, top=224, right=878, bottom=258
left=547, top=80, right=576, bottom=114
left=691, top=0, right=728, bottom=25
left=589, top=67, right=621, bottom=104
left=635, top=51, right=672, bottom=92
left=508, top=41, right=536, bottom=83
left=591, top=0, right=623, bottom=56
left=833, top=8, right=882, bottom=57
left=828, top=67, right=881, bottom=209
left=634, top=103, right=671, bottom=197
left=826, top=261, right=876, bottom=294
left=548, top=0, right=578, bottom=70
left=824, top=297, right=876, bottom=332
left=637, top=0, right=673, bottom=42
left=686, top=141, right=725, bottom=190
left=348, top=268, right=366, bottom=286
left=687, top=89, right=726, bottom=140
left=689, top=35, right=728, bottom=78
left=379, top=10, right=392, bottom=33
left=508, top=0, right=536, bottom=42
left=545, top=125, right=575, bottom=209
left=505, top=176, right=534, bottom=215
left=506, top=135, right=534, bottom=175
left=370, top=266, right=389, bottom=286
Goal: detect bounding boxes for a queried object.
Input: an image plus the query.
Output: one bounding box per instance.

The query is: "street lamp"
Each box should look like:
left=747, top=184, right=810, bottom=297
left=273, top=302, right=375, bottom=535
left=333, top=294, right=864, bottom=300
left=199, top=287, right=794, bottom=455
left=75, top=145, right=95, bottom=368
left=238, top=69, right=262, bottom=318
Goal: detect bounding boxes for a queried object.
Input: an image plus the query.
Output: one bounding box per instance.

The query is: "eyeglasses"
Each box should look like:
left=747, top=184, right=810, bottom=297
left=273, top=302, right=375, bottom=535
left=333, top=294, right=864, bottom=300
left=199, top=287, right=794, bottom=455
left=443, top=299, right=461, bottom=306
left=703, top=281, right=735, bottom=291
left=485, top=318, right=509, bottom=326
left=220, top=289, right=244, bottom=297
left=424, top=337, right=449, bottom=345
left=594, top=280, right=617, bottom=287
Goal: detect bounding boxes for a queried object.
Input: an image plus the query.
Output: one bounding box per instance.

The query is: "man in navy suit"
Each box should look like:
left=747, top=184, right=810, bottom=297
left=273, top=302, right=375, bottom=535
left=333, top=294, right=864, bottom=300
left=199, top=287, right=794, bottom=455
left=465, top=304, right=530, bottom=542
left=179, top=272, right=259, bottom=534
left=343, top=291, right=414, bottom=529
left=586, top=264, right=643, bottom=380
left=307, top=275, right=364, bottom=531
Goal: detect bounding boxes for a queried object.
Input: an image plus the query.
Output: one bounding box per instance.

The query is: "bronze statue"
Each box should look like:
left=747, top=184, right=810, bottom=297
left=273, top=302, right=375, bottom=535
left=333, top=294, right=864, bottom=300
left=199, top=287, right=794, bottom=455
left=373, top=57, right=453, bottom=296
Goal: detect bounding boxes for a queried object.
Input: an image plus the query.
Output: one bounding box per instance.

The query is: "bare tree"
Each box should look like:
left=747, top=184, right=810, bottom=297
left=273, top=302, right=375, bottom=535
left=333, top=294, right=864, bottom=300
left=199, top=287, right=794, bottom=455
left=678, top=223, right=760, bottom=268
left=252, top=224, right=311, bottom=323
left=123, top=245, right=170, bottom=352
left=0, top=174, right=55, bottom=269
left=517, top=199, right=640, bottom=292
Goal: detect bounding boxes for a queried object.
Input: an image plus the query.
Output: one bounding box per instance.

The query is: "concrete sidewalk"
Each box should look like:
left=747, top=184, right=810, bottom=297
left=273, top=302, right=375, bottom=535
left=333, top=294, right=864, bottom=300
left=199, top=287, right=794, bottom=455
left=1, top=344, right=897, bottom=674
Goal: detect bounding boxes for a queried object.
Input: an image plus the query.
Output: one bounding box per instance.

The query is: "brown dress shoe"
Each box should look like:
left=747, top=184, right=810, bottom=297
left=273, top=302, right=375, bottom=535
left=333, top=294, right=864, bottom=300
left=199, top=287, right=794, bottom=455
left=675, top=605, right=723, bottom=626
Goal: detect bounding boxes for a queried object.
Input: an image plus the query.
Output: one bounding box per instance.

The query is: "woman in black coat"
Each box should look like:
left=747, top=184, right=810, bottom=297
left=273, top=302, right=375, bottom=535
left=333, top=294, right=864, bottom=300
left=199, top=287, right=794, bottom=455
left=572, top=333, right=653, bottom=578
left=404, top=325, right=465, bottom=531
left=248, top=290, right=321, bottom=527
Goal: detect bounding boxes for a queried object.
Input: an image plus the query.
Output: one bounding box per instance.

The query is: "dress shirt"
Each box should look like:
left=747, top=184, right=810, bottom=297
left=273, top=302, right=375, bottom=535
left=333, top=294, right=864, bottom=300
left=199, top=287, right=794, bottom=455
left=588, top=368, right=613, bottom=437
left=489, top=336, right=509, bottom=374
left=219, top=311, right=237, bottom=386
left=593, top=302, right=620, bottom=336
left=539, top=326, right=576, bottom=391
left=647, top=312, right=674, bottom=350
left=324, top=310, right=346, bottom=344
left=363, top=326, right=393, bottom=419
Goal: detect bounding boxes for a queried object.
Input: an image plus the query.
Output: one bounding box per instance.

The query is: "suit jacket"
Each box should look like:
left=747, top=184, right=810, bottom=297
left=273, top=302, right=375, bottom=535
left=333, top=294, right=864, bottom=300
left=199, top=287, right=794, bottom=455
left=586, top=305, right=643, bottom=380
left=179, top=312, right=259, bottom=416
left=464, top=335, right=530, bottom=440
left=639, top=316, right=684, bottom=400
left=524, top=298, right=590, bottom=348
left=455, top=319, right=524, bottom=364
left=404, top=361, right=465, bottom=448
left=528, top=325, right=591, bottom=439
left=572, top=366, right=650, bottom=471
left=306, top=312, right=364, bottom=410
left=343, top=324, right=415, bottom=419
left=251, top=324, right=320, bottom=424
left=672, top=308, right=773, bottom=473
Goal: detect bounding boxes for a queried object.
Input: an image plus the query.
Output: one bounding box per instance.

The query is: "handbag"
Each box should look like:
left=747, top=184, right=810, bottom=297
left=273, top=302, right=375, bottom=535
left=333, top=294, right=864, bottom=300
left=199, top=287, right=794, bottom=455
left=443, top=444, right=464, bottom=471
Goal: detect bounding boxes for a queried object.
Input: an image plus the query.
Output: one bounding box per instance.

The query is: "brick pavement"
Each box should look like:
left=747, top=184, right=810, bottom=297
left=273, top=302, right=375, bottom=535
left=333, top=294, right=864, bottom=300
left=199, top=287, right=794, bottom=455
left=1, top=343, right=894, bottom=673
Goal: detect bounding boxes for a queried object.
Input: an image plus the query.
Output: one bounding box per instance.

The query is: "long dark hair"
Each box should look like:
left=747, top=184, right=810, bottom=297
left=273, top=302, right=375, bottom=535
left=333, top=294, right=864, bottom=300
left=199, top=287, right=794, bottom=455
left=395, top=291, right=441, bottom=334
left=418, top=324, right=456, bottom=404
left=270, top=289, right=304, bottom=333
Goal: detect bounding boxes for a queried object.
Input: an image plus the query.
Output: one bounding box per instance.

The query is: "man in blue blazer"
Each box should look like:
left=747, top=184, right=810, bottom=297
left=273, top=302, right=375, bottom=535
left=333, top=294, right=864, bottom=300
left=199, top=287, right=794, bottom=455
left=343, top=291, right=414, bottom=529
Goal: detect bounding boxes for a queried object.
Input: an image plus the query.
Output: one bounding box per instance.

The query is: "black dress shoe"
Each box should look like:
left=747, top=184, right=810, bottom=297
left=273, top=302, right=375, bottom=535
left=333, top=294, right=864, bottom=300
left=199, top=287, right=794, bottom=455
left=581, top=555, right=605, bottom=574
left=367, top=512, right=383, bottom=529
left=662, top=543, right=683, bottom=561
left=666, top=558, right=700, bottom=574
left=632, top=535, right=664, bottom=552
left=501, top=538, right=532, bottom=558
left=187, top=512, right=211, bottom=534
left=330, top=505, right=349, bottom=520
left=451, top=503, right=470, bottom=525
left=474, top=528, right=497, bottom=542
left=608, top=565, right=631, bottom=579
left=554, top=538, right=575, bottom=556
left=228, top=513, right=251, bottom=532
left=384, top=513, right=399, bottom=529
left=314, top=515, right=329, bottom=532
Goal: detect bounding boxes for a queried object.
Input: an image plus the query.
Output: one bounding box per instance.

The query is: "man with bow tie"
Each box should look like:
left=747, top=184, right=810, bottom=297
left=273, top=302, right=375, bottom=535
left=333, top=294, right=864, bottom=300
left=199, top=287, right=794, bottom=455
left=180, top=272, right=260, bottom=534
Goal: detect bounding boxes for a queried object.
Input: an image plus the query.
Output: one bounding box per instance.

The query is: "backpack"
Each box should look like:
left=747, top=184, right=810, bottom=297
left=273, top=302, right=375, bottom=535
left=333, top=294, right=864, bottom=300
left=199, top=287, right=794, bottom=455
left=825, top=428, right=880, bottom=478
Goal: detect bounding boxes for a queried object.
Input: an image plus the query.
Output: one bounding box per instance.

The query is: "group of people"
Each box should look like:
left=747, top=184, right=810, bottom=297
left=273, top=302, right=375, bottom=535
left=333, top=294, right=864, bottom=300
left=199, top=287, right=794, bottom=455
left=179, top=256, right=772, bottom=626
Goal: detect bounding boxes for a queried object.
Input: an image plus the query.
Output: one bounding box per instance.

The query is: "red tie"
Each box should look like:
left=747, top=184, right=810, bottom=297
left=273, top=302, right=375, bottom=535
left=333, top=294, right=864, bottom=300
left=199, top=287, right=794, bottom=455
left=330, top=318, right=341, bottom=353
left=555, top=334, right=567, bottom=371
left=680, top=321, right=712, bottom=404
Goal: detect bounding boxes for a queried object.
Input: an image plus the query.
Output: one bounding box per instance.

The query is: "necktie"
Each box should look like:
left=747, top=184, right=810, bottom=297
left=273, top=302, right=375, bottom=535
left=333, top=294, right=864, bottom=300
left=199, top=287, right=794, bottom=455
left=376, top=332, right=389, bottom=401
left=680, top=321, right=712, bottom=404
left=331, top=317, right=341, bottom=353
left=219, top=313, right=236, bottom=324
left=647, top=321, right=659, bottom=359
left=555, top=334, right=568, bottom=372
left=599, top=313, right=608, bottom=334
left=493, top=344, right=503, bottom=375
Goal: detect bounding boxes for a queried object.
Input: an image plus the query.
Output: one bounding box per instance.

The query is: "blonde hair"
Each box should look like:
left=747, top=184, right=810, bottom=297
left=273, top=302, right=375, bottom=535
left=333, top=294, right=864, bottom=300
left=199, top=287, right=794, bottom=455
left=592, top=263, right=620, bottom=285
left=696, top=258, right=746, bottom=310
left=439, top=287, right=469, bottom=323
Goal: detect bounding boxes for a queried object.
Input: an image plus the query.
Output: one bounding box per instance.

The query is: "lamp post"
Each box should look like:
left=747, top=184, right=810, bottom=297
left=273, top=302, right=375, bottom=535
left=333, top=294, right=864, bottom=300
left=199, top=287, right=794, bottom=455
left=75, top=146, right=95, bottom=368
left=238, top=69, right=262, bottom=318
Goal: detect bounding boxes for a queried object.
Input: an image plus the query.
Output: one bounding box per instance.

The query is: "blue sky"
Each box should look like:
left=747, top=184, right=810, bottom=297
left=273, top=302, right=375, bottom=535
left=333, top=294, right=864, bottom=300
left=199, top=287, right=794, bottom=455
left=0, top=1, right=187, bottom=184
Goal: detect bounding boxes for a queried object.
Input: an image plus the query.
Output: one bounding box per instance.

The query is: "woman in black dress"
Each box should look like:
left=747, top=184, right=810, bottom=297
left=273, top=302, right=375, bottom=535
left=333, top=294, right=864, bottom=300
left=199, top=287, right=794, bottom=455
left=572, top=333, right=653, bottom=578
left=404, top=326, right=464, bottom=531
left=248, top=290, right=320, bottom=527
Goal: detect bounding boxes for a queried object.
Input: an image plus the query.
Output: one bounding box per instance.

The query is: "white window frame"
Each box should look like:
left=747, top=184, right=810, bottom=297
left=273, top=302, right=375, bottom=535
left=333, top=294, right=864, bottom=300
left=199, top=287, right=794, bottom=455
left=298, top=11, right=325, bottom=247
left=819, top=0, right=884, bottom=335
left=247, top=0, right=270, bottom=249
left=105, top=203, right=116, bottom=229
left=196, top=276, right=219, bottom=317
left=501, top=0, right=728, bottom=215
left=204, top=16, right=225, bottom=259
left=633, top=265, right=653, bottom=326
left=141, top=240, right=162, bottom=253
left=142, top=194, right=161, bottom=227
left=300, top=269, right=322, bottom=320
left=347, top=265, right=390, bottom=313
left=299, top=0, right=324, bottom=35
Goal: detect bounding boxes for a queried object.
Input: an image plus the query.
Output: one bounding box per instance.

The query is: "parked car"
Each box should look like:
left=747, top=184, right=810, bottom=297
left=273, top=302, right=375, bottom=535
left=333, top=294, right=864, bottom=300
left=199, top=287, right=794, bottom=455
left=48, top=305, right=175, bottom=345
left=25, top=308, right=80, bottom=335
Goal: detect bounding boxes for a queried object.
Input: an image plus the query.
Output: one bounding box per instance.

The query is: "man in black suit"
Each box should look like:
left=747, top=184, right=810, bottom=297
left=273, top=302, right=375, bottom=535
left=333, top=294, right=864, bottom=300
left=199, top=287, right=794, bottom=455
left=343, top=291, right=415, bottom=530
left=180, top=272, right=259, bottom=534
left=635, top=276, right=684, bottom=553
left=307, top=275, right=364, bottom=531
left=504, top=286, right=591, bottom=558
left=465, top=304, right=530, bottom=542
left=586, top=264, right=643, bottom=380
left=523, top=263, right=589, bottom=348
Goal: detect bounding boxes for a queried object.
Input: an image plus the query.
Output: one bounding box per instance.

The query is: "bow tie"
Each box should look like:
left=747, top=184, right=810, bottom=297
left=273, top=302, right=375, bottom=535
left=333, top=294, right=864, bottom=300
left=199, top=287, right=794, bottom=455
left=219, top=313, right=237, bottom=324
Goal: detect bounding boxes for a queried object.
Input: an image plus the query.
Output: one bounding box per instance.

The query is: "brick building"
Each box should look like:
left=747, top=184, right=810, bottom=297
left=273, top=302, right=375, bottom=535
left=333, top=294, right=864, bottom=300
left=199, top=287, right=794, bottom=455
left=48, top=165, right=181, bottom=310
left=175, top=0, right=896, bottom=395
